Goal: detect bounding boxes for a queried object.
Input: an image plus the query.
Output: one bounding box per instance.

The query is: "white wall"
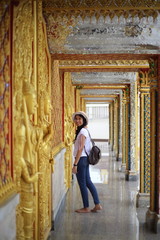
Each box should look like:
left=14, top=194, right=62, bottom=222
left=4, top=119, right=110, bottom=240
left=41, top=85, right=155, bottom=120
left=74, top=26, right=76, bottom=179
left=0, top=194, right=19, bottom=240
left=52, top=148, right=67, bottom=219
left=88, top=118, right=109, bottom=139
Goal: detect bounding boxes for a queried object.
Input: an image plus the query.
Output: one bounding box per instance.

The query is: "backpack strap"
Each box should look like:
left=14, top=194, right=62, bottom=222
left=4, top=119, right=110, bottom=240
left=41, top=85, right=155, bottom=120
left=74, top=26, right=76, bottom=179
left=85, top=128, right=95, bottom=146
left=84, top=128, right=94, bottom=156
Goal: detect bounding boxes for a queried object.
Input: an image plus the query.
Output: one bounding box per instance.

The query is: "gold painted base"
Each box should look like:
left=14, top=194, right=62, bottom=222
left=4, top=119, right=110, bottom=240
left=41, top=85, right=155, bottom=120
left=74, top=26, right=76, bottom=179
left=121, top=163, right=126, bottom=172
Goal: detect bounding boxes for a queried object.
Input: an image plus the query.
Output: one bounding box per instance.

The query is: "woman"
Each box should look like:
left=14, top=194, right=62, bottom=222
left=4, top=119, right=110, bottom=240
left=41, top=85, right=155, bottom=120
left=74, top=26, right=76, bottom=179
left=72, top=111, right=102, bottom=213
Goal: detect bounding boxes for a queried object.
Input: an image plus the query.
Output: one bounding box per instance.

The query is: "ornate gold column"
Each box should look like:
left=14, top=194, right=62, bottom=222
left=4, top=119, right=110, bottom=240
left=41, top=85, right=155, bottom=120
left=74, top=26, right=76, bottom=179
left=113, top=97, right=119, bottom=160
left=145, top=59, right=160, bottom=232
left=37, top=1, right=53, bottom=239
left=125, top=82, right=139, bottom=181
left=75, top=89, right=81, bottom=111
left=135, top=78, right=139, bottom=174
left=121, top=87, right=130, bottom=171
left=109, top=103, right=111, bottom=145
left=136, top=70, right=151, bottom=207
left=109, top=101, right=114, bottom=150
left=81, top=98, right=86, bottom=112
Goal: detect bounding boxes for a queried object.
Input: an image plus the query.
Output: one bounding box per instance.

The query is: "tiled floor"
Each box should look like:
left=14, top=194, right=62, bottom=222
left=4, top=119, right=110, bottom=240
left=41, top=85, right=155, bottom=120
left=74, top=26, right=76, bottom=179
left=48, top=143, right=160, bottom=240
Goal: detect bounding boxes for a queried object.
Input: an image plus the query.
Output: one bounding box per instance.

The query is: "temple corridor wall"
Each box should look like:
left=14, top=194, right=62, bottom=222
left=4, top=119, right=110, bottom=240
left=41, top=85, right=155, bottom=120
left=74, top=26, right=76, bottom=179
left=52, top=149, right=66, bottom=219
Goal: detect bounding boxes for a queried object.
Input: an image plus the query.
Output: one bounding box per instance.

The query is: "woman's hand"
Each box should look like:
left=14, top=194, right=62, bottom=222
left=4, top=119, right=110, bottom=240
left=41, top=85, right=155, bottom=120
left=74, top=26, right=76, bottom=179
left=72, top=166, right=77, bottom=174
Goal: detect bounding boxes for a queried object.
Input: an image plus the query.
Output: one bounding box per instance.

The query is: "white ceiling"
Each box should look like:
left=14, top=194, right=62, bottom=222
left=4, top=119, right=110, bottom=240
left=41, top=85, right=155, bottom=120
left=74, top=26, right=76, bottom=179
left=46, top=15, right=160, bottom=54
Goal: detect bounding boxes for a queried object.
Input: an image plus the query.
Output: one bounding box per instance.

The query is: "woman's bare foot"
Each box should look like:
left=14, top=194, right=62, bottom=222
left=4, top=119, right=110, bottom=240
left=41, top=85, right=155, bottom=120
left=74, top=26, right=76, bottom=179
left=91, top=204, right=102, bottom=212
left=75, top=208, right=91, bottom=213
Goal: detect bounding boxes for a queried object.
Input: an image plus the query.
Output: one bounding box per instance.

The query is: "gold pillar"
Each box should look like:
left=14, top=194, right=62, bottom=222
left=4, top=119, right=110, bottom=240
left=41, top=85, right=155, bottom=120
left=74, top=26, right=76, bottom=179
left=135, top=79, right=139, bottom=173
left=110, top=101, right=114, bottom=150
left=81, top=98, right=86, bottom=112
left=136, top=70, right=151, bottom=207
left=37, top=1, right=53, bottom=239
left=113, top=97, right=119, bottom=160
left=145, top=59, right=158, bottom=214
left=150, top=86, right=157, bottom=212
left=145, top=59, right=159, bottom=232
left=109, top=104, right=111, bottom=145
left=121, top=88, right=129, bottom=171
left=75, top=89, right=81, bottom=111
left=139, top=74, right=150, bottom=194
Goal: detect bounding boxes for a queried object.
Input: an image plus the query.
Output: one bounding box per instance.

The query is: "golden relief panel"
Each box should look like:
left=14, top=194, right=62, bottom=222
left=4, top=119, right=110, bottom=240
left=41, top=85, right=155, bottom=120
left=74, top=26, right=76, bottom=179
left=0, top=1, right=16, bottom=205
left=64, top=72, right=75, bottom=188
left=51, top=60, right=63, bottom=148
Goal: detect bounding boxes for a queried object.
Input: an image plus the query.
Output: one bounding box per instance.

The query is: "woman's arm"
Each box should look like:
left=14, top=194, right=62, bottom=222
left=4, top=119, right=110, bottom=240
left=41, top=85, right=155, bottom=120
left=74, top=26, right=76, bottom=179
left=72, top=134, right=86, bottom=174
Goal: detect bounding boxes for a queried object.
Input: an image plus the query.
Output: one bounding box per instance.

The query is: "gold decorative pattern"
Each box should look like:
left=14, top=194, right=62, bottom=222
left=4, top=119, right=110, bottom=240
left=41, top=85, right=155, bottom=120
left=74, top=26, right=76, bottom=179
left=43, top=0, right=160, bottom=9
left=144, top=94, right=150, bottom=193
left=0, top=0, right=16, bottom=205
left=43, top=0, right=160, bottom=20
left=59, top=60, right=149, bottom=67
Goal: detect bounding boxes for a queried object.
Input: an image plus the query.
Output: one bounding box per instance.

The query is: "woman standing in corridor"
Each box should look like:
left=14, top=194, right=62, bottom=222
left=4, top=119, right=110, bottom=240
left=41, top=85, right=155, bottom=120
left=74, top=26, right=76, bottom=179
left=72, top=111, right=102, bottom=213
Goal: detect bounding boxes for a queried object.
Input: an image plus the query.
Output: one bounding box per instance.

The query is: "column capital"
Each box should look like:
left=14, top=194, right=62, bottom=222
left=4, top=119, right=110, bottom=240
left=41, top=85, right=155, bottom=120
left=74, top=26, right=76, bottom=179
left=122, top=88, right=130, bottom=104
left=138, top=59, right=158, bottom=91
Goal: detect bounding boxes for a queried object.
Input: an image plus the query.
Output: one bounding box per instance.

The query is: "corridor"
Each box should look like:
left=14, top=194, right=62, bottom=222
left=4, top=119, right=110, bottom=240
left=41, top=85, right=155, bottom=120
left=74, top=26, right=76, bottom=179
left=49, top=143, right=159, bottom=240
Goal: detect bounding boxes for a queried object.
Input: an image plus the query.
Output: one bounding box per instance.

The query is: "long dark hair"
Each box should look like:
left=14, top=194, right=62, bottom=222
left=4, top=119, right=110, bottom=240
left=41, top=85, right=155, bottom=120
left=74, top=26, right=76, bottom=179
left=74, top=114, right=87, bottom=141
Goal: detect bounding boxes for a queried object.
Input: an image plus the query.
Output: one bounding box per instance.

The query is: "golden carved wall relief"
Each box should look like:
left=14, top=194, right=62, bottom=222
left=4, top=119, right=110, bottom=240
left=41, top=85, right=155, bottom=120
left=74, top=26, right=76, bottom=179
left=51, top=60, right=63, bottom=148
left=0, top=1, right=16, bottom=205
left=13, top=1, right=39, bottom=239
left=13, top=1, right=53, bottom=239
left=64, top=72, right=75, bottom=188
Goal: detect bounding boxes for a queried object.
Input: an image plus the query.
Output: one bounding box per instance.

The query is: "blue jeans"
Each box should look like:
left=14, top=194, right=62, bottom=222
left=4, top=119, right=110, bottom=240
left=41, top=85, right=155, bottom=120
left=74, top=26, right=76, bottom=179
left=76, top=156, right=100, bottom=208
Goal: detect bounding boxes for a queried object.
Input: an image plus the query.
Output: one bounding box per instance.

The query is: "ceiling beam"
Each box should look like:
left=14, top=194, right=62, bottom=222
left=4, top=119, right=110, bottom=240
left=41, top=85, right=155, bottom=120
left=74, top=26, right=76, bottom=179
left=60, top=68, right=139, bottom=72
left=80, top=94, right=118, bottom=98
left=52, top=53, right=157, bottom=61
left=73, top=84, right=129, bottom=89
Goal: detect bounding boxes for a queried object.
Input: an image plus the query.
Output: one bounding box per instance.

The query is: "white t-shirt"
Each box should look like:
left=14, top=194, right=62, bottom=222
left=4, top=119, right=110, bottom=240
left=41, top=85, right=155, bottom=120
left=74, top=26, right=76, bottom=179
left=73, top=128, right=92, bottom=158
